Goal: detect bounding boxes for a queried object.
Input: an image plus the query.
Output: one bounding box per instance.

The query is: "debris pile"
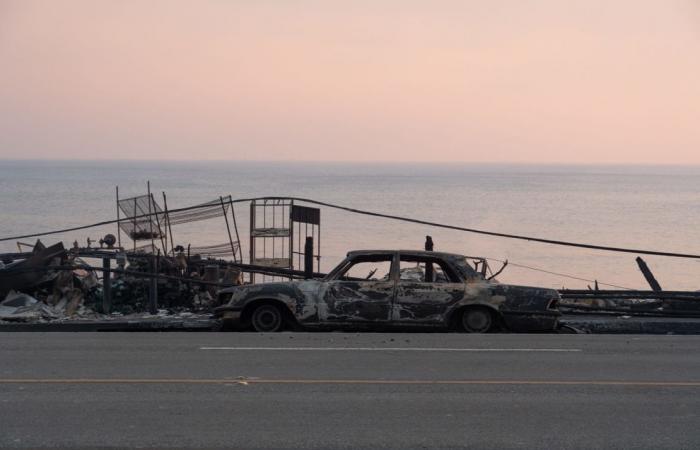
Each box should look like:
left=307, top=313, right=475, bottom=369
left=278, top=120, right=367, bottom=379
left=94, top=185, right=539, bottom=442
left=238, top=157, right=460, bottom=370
left=559, top=292, right=700, bottom=315
left=0, top=240, right=242, bottom=324
left=0, top=291, right=63, bottom=322
left=559, top=297, right=664, bottom=312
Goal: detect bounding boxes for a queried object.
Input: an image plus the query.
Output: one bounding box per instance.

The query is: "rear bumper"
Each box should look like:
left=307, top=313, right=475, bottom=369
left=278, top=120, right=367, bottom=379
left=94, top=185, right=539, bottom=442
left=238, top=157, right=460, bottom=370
left=501, top=310, right=560, bottom=332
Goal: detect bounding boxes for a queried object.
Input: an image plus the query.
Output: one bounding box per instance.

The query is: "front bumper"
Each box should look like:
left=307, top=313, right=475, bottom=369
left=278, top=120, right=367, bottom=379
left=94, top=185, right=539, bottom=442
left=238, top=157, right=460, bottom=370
left=214, top=306, right=242, bottom=325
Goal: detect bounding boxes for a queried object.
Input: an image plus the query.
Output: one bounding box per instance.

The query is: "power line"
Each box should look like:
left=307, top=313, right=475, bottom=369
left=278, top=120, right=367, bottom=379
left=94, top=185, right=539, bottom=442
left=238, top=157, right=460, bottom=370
left=483, top=257, right=635, bottom=290
left=1, top=196, right=699, bottom=260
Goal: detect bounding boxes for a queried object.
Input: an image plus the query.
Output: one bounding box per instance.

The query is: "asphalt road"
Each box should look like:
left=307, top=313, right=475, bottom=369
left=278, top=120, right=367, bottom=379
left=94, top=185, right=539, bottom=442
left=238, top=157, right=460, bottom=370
left=1, top=332, right=700, bottom=449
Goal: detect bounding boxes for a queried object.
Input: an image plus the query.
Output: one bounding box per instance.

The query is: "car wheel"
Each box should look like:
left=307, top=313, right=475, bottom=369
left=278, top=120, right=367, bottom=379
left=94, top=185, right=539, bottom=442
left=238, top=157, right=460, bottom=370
left=461, top=308, right=494, bottom=333
left=250, top=304, right=284, bottom=332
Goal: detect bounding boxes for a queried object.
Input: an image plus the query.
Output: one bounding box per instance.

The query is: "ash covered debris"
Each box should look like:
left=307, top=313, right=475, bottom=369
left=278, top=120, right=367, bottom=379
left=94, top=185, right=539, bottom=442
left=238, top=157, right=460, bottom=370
left=0, top=240, right=67, bottom=298
left=558, top=290, right=700, bottom=315
left=0, top=240, right=243, bottom=325
left=0, top=291, right=61, bottom=322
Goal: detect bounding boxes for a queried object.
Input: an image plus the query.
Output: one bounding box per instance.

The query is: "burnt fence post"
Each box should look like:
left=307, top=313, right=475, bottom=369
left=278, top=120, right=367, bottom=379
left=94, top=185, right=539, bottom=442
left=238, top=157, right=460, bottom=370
left=636, top=256, right=662, bottom=292
left=149, top=254, right=158, bottom=314
left=304, top=237, right=314, bottom=279
left=102, top=257, right=111, bottom=314
left=425, top=235, right=434, bottom=282
left=425, top=236, right=434, bottom=251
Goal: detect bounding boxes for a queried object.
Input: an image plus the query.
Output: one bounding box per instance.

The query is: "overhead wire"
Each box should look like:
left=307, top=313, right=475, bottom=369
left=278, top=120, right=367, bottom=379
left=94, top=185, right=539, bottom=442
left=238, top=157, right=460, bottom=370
left=1, top=196, right=698, bottom=260
left=483, top=257, right=635, bottom=290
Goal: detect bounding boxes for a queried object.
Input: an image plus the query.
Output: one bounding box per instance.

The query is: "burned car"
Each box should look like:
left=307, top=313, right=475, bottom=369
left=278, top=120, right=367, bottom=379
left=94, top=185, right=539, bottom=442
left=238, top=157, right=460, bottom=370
left=215, top=250, right=561, bottom=333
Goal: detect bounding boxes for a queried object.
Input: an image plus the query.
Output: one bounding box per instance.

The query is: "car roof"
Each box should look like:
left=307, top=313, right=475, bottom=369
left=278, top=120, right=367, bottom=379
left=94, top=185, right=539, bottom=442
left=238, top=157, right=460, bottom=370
left=346, top=249, right=467, bottom=260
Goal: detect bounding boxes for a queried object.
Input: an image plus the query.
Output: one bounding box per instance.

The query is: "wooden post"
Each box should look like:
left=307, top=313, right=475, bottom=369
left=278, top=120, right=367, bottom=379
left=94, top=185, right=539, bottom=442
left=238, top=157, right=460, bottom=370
left=249, top=200, right=255, bottom=284
left=149, top=254, right=158, bottom=314
left=162, top=192, right=175, bottom=257
left=289, top=200, right=294, bottom=277
left=151, top=193, right=166, bottom=254
left=229, top=197, right=242, bottom=263
left=132, top=198, right=137, bottom=252
left=636, top=257, right=662, bottom=291
left=147, top=181, right=155, bottom=254
left=115, top=186, right=121, bottom=248
left=425, top=236, right=434, bottom=251
left=424, top=236, right=434, bottom=282
left=316, top=213, right=321, bottom=273
left=220, top=196, right=236, bottom=262
left=102, top=257, right=111, bottom=313
left=304, top=237, right=313, bottom=279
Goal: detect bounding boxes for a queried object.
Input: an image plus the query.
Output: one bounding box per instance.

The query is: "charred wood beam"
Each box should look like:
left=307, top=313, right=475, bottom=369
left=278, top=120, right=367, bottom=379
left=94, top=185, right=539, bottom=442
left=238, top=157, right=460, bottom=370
left=424, top=236, right=434, bottom=282
left=635, top=256, right=662, bottom=291
left=102, top=257, right=111, bottom=313
left=559, top=290, right=700, bottom=300
left=225, top=262, right=327, bottom=279
left=304, top=237, right=314, bottom=279
left=149, top=254, right=158, bottom=314
left=3, top=262, right=327, bottom=286
left=425, top=263, right=434, bottom=282
left=558, top=305, right=700, bottom=318
left=0, top=252, right=30, bottom=263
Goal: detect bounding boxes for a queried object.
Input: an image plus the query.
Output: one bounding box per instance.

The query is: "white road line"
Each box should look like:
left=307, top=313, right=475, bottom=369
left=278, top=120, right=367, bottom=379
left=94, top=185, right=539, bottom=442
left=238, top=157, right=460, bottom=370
left=199, top=347, right=581, bottom=352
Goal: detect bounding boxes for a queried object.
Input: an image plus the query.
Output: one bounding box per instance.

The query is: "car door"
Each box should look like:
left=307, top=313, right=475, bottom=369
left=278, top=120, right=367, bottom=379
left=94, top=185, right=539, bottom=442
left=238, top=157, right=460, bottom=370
left=393, top=254, right=465, bottom=324
left=320, top=253, right=397, bottom=324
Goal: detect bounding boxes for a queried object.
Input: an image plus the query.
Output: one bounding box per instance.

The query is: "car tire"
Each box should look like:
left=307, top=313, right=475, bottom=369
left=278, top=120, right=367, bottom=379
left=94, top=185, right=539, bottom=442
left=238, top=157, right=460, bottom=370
left=461, top=308, right=494, bottom=333
left=250, top=304, right=284, bottom=332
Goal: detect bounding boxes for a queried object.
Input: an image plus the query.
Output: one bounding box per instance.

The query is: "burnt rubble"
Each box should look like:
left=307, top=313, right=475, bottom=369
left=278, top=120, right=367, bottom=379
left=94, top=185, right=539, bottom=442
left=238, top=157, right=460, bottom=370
left=0, top=240, right=242, bottom=324
left=2, top=236, right=700, bottom=330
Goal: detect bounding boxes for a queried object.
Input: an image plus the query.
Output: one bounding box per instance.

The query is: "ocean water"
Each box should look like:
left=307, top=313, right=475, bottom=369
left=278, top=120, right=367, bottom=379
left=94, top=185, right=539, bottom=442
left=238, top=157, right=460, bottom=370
left=1, top=160, right=699, bottom=290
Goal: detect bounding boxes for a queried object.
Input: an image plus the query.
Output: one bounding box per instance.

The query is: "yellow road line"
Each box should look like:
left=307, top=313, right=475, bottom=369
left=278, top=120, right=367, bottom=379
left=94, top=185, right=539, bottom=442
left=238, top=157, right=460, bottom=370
left=1, top=379, right=700, bottom=387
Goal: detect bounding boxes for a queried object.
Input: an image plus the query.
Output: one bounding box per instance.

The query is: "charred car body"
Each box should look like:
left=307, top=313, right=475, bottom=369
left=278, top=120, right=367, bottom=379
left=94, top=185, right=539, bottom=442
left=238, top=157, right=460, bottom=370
left=215, top=250, right=561, bottom=333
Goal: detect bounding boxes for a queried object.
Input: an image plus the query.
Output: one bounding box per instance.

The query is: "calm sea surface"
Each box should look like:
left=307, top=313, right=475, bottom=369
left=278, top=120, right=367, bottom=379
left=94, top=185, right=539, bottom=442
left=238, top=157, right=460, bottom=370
left=1, top=160, right=698, bottom=290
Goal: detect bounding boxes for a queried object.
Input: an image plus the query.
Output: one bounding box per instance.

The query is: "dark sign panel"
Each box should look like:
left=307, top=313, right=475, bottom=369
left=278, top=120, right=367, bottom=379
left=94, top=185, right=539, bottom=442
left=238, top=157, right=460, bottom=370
left=291, top=205, right=321, bottom=225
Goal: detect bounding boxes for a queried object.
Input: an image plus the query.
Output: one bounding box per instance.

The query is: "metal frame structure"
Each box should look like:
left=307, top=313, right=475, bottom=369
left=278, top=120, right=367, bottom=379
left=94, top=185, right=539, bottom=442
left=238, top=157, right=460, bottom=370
left=115, top=184, right=166, bottom=254
left=249, top=198, right=321, bottom=283
left=249, top=198, right=293, bottom=283
left=116, top=184, right=242, bottom=262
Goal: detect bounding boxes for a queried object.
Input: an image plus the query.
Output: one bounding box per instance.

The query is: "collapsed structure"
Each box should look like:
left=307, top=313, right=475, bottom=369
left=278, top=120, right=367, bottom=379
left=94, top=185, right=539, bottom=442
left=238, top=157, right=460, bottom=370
left=0, top=187, right=322, bottom=325
left=1, top=187, right=699, bottom=329
left=0, top=239, right=242, bottom=324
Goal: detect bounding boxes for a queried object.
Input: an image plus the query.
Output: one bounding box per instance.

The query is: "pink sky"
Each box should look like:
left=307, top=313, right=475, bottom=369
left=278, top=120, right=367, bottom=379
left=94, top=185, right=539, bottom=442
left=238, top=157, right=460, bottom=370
left=1, top=0, right=699, bottom=163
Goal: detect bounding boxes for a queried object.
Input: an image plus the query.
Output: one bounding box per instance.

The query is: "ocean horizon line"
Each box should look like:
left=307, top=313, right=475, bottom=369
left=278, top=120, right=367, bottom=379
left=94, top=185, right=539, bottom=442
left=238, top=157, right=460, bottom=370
left=1, top=158, right=699, bottom=168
